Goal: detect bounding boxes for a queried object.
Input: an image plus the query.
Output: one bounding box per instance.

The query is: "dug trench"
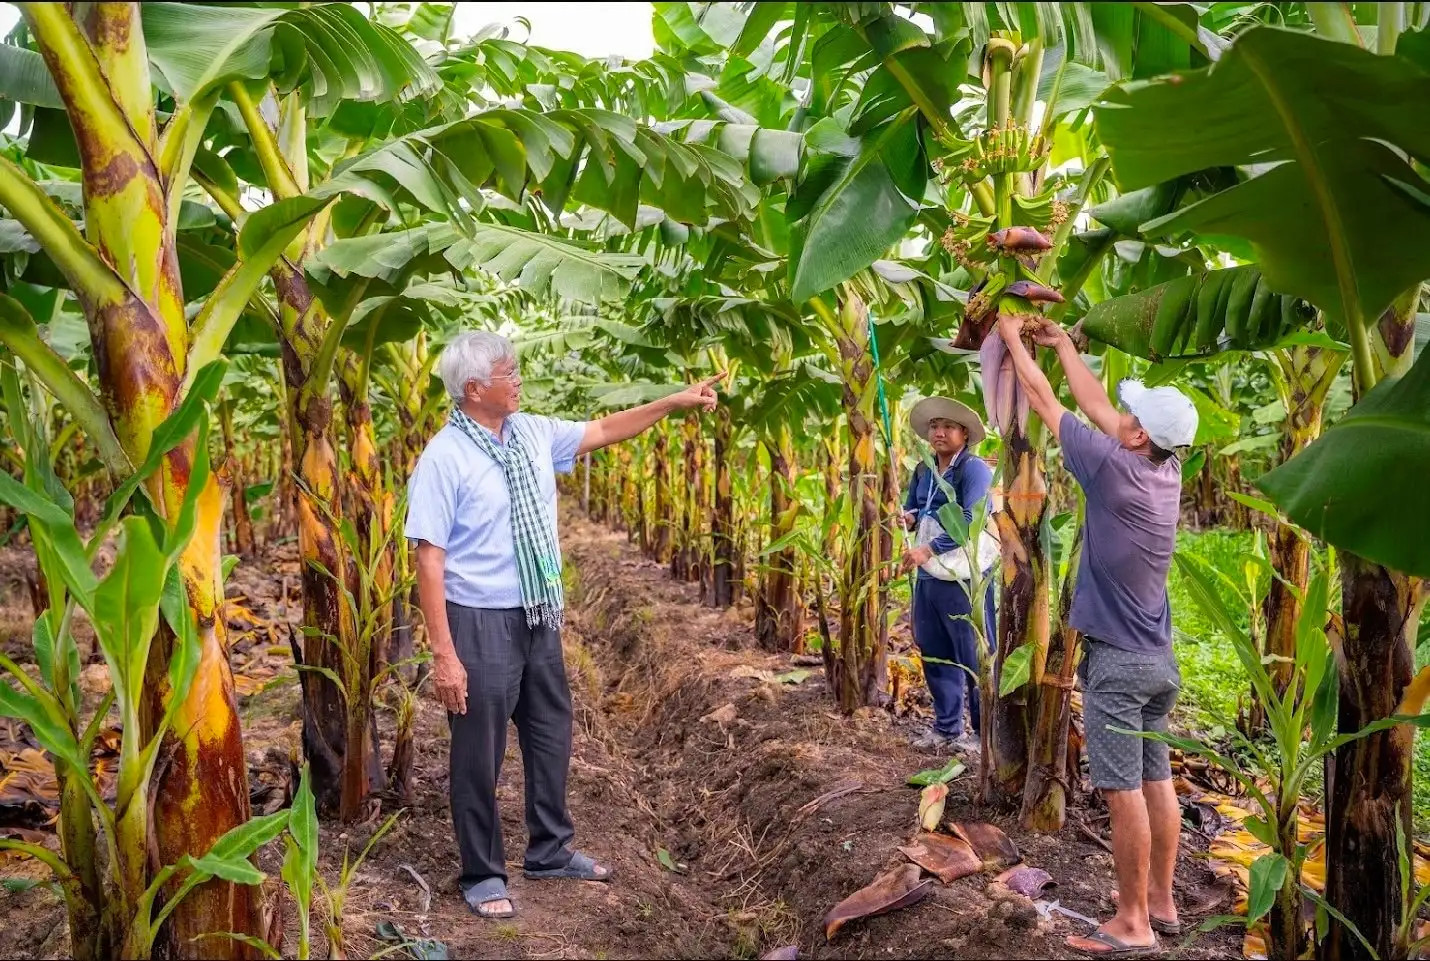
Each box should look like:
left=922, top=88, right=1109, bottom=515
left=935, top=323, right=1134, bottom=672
left=0, top=506, right=1244, bottom=960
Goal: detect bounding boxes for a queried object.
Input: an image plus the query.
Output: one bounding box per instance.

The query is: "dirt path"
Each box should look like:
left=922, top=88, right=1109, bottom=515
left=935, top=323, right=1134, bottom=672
left=0, top=509, right=1244, bottom=959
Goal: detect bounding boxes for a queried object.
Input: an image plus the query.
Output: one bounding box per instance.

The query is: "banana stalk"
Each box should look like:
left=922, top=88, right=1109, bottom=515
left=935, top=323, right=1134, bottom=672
left=1020, top=516, right=1084, bottom=830
left=674, top=410, right=704, bottom=581
left=755, top=427, right=805, bottom=651
left=1325, top=287, right=1425, bottom=961
left=13, top=5, right=256, bottom=953
left=1262, top=343, right=1343, bottom=698
left=218, top=393, right=256, bottom=558
left=226, top=83, right=371, bottom=818
left=816, top=290, right=888, bottom=711
left=651, top=427, right=673, bottom=563
left=620, top=445, right=639, bottom=543
left=709, top=405, right=736, bottom=607
left=604, top=447, right=621, bottom=526
left=337, top=350, right=395, bottom=820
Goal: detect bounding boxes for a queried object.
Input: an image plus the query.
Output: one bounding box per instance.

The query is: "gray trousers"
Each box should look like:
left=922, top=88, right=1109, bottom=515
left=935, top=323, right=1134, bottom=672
left=447, top=603, right=576, bottom=889
left=1078, top=638, right=1180, bottom=791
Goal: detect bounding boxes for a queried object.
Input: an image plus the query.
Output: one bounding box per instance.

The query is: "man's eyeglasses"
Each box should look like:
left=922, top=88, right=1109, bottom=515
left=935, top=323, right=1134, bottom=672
left=466, top=368, right=521, bottom=393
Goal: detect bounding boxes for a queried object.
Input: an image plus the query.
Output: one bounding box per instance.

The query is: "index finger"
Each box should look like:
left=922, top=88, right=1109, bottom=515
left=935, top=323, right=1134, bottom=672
left=700, top=371, right=729, bottom=387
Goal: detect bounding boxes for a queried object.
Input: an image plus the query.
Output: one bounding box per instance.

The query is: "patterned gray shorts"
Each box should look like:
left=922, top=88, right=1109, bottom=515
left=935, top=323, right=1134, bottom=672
left=1078, top=639, right=1181, bottom=791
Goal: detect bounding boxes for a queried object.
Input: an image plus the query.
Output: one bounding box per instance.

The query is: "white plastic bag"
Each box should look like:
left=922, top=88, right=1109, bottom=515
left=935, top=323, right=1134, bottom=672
left=916, top=514, right=1000, bottom=582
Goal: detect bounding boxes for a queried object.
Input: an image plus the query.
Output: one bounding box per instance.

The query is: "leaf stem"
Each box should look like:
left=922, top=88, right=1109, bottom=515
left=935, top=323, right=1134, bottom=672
left=1306, top=2, right=1364, bottom=45
left=1130, top=2, right=1206, bottom=54
left=0, top=156, right=131, bottom=308
left=1378, top=3, right=1405, bottom=54
left=227, top=82, right=303, bottom=200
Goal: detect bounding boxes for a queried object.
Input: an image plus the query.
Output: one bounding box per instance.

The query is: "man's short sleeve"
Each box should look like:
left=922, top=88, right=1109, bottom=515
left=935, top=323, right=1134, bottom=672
left=1059, top=411, right=1119, bottom=488
left=547, top=417, right=588, bottom=474
left=404, top=443, right=456, bottom=548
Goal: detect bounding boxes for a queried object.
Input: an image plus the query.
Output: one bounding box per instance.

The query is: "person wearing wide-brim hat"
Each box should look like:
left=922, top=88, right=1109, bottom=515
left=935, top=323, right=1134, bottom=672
left=900, top=396, right=997, bottom=755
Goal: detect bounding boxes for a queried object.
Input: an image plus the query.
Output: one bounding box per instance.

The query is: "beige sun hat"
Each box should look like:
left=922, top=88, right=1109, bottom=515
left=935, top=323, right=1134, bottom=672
left=909, top=396, right=986, bottom=447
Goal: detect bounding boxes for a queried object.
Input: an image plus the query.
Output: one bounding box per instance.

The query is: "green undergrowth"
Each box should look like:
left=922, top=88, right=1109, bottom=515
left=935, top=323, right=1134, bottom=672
left=1170, top=528, right=1430, bottom=826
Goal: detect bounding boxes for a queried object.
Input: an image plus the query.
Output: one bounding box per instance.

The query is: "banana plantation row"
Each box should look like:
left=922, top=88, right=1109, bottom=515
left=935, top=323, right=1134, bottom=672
left=0, top=2, right=1427, bottom=960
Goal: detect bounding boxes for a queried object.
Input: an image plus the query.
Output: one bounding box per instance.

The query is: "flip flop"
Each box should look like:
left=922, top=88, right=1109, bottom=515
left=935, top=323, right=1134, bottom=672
left=524, top=850, right=612, bottom=882
left=1110, top=890, right=1181, bottom=935
left=463, top=878, right=516, bottom=919
left=1068, top=930, right=1160, bottom=958
left=1149, top=917, right=1181, bottom=937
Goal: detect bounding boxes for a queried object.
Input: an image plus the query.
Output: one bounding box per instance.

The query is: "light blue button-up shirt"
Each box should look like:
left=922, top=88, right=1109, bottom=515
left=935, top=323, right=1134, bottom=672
left=404, top=413, right=588, bottom=609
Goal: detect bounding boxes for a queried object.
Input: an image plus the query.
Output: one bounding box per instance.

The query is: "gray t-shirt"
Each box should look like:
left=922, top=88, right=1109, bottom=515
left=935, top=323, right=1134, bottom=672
left=1060, top=412, right=1182, bottom=653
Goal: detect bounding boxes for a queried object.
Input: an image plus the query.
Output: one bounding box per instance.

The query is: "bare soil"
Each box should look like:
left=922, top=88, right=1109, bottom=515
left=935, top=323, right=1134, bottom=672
left=0, top=510, right=1244, bottom=960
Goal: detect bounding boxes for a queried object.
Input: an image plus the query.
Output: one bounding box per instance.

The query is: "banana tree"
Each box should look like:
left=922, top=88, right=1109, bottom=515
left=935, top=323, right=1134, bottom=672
left=0, top=359, right=299, bottom=960
left=691, top=0, right=1210, bottom=790
left=747, top=361, right=843, bottom=651
left=1090, top=20, right=1430, bottom=957
left=215, top=386, right=256, bottom=558
left=0, top=2, right=373, bottom=949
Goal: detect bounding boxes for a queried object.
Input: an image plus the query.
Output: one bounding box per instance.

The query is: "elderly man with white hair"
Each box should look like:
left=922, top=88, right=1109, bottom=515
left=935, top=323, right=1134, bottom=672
left=405, top=330, right=722, bottom=920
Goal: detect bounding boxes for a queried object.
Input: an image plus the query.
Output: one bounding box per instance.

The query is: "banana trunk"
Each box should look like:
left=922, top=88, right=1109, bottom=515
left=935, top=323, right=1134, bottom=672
left=651, top=429, right=673, bottom=563
left=1020, top=524, right=1083, bottom=831
left=709, top=406, right=735, bottom=607
left=1323, top=556, right=1421, bottom=961
left=990, top=381, right=1049, bottom=802
left=21, top=5, right=255, bottom=954
left=336, top=354, right=392, bottom=821
left=272, top=265, right=359, bottom=815
left=756, top=429, right=804, bottom=652
left=825, top=293, right=887, bottom=711
left=218, top=396, right=255, bottom=557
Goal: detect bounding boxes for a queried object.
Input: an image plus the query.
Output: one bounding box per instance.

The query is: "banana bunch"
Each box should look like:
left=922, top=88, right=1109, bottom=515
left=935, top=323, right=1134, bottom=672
left=1081, top=266, right=1314, bottom=362
left=936, top=119, right=1050, bottom=184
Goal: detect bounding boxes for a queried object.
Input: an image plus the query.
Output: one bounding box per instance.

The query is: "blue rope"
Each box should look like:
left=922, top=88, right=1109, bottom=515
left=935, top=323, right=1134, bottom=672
left=867, top=309, right=895, bottom=447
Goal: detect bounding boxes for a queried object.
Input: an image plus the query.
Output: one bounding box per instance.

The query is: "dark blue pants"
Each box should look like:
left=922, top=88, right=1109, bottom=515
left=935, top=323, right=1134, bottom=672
left=913, top=575, right=996, bottom=737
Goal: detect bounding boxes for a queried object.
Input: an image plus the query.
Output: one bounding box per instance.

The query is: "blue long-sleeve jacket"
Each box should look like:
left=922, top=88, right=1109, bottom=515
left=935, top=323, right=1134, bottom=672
left=904, top=449, right=994, bottom=564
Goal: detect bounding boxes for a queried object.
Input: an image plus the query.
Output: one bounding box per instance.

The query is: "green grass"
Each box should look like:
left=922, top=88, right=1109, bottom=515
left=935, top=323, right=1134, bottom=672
left=1169, top=529, right=1430, bottom=824
left=1170, top=530, right=1254, bottom=738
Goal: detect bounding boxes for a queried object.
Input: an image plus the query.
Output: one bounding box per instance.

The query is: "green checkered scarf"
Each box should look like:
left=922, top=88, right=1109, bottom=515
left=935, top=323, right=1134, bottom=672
left=449, top=408, right=564, bottom=629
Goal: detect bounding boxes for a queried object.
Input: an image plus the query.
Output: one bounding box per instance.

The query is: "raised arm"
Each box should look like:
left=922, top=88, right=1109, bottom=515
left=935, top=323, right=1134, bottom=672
left=996, top=314, right=1068, bottom=441
left=1021, top=318, right=1121, bottom=437
left=576, top=373, right=724, bottom=455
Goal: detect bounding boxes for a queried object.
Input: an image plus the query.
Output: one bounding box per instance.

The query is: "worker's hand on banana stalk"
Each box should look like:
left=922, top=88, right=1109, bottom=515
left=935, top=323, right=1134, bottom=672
left=901, top=544, right=934, bottom=572
left=998, top=312, right=1067, bottom=349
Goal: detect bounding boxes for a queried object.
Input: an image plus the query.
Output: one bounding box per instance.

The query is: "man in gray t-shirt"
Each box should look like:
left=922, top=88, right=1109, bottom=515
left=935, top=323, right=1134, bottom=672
left=995, top=313, right=1197, bottom=957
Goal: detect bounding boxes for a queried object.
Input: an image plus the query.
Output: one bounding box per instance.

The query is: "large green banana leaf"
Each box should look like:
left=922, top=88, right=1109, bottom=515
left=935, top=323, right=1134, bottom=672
left=0, top=4, right=438, bottom=111
left=1257, top=348, right=1430, bottom=578
left=787, top=113, right=927, bottom=303
left=317, top=108, right=770, bottom=232
left=1081, top=265, right=1307, bottom=360
left=310, top=222, right=645, bottom=306
left=1095, top=26, right=1430, bottom=329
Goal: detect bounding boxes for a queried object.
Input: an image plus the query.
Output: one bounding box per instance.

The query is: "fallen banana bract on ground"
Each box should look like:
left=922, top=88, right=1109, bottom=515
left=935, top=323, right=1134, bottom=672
left=759, top=947, right=799, bottom=960
left=898, top=832, right=983, bottom=883
left=918, top=783, right=947, bottom=832
left=996, top=864, right=1055, bottom=898
left=823, top=863, right=933, bottom=940
left=951, top=821, right=1021, bottom=872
